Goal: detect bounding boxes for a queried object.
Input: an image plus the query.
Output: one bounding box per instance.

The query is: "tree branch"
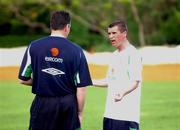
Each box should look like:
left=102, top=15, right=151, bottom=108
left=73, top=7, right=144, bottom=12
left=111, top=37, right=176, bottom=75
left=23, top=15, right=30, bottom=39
left=67, top=9, right=108, bottom=38
left=9, top=4, right=49, bottom=33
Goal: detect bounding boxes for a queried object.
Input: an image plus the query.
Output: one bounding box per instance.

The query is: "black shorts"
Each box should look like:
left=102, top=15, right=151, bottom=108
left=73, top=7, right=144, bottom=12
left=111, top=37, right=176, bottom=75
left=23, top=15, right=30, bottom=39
left=103, top=117, right=139, bottom=130
left=29, top=95, right=80, bottom=130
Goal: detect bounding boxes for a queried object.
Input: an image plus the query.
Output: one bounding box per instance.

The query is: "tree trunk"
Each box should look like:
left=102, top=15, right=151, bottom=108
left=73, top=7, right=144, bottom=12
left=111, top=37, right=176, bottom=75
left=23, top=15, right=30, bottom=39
left=129, top=0, right=145, bottom=46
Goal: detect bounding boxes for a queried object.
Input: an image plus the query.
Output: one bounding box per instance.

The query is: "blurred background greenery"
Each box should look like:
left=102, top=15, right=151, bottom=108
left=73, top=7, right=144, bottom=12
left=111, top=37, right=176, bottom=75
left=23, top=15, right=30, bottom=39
left=0, top=0, right=179, bottom=51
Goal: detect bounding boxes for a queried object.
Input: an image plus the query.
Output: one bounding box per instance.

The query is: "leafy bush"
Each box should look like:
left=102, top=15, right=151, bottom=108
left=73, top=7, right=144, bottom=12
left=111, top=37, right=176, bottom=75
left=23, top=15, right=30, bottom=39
left=0, top=35, right=43, bottom=48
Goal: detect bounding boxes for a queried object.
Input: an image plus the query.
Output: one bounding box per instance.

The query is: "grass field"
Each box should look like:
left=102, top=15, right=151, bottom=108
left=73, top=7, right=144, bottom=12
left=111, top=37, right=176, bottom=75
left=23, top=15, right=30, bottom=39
left=0, top=81, right=180, bottom=130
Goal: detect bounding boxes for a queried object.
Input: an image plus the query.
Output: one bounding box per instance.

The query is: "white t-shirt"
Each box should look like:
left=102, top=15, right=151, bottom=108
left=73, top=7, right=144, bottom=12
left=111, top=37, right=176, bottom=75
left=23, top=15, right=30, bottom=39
left=104, top=44, right=142, bottom=123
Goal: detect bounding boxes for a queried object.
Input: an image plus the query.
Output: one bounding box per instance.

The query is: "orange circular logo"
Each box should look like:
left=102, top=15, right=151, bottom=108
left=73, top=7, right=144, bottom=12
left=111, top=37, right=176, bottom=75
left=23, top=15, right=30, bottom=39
left=51, top=48, right=59, bottom=57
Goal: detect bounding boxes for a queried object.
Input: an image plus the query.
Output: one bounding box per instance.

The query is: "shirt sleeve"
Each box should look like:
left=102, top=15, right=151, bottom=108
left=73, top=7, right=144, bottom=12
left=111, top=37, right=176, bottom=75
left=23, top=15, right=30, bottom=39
left=18, top=45, right=32, bottom=81
left=128, top=52, right=143, bottom=81
left=74, top=50, right=92, bottom=87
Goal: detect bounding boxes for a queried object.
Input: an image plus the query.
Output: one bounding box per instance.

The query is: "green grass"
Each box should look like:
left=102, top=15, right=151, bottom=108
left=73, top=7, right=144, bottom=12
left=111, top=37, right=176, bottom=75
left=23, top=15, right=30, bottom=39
left=140, top=81, right=180, bottom=130
left=0, top=81, right=180, bottom=130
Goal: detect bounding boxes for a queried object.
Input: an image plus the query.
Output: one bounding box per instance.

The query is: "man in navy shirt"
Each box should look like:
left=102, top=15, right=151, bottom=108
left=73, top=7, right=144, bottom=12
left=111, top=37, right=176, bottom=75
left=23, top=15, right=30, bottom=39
left=18, top=10, right=92, bottom=130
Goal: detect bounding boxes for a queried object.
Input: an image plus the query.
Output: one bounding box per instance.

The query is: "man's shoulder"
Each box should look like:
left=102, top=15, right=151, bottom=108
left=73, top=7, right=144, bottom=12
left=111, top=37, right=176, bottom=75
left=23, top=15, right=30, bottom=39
left=127, top=44, right=139, bottom=53
left=29, top=37, right=83, bottom=53
left=67, top=40, right=83, bottom=52
left=68, top=40, right=81, bottom=48
left=125, top=44, right=141, bottom=60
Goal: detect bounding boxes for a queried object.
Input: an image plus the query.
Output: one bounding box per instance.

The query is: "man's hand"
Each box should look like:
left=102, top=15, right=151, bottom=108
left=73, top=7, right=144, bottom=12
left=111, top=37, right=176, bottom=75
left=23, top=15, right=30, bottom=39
left=78, top=112, right=83, bottom=124
left=92, top=78, right=108, bottom=87
left=114, top=81, right=140, bottom=102
left=19, top=79, right=33, bottom=86
left=114, top=93, right=124, bottom=102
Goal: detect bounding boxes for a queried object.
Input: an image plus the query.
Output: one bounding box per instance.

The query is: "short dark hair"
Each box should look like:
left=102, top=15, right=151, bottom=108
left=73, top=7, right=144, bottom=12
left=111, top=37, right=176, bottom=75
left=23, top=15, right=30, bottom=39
left=50, top=10, right=71, bottom=30
left=108, top=19, right=128, bottom=33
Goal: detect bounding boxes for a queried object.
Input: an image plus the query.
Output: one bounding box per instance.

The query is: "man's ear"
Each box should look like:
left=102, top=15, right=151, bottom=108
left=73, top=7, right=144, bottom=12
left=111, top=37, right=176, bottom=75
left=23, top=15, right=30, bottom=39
left=64, top=25, right=69, bottom=32
left=123, top=31, right=127, bottom=37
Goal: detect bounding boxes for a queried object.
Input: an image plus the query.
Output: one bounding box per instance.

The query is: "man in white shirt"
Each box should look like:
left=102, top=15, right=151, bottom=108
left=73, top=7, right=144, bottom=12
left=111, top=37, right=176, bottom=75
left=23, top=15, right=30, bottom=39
left=93, top=19, right=142, bottom=130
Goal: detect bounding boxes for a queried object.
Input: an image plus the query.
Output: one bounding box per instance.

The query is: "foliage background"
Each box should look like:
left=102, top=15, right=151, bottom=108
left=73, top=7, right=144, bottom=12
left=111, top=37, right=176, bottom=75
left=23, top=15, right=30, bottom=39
left=0, top=0, right=179, bottom=51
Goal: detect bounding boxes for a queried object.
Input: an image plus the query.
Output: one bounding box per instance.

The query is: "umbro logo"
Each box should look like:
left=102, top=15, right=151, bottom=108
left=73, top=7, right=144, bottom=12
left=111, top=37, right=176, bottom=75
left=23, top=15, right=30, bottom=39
left=42, top=68, right=65, bottom=76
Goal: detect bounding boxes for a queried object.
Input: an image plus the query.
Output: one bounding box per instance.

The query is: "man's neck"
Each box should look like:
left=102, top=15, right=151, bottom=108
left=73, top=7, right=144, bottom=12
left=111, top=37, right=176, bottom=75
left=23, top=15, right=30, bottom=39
left=117, top=39, right=130, bottom=51
left=50, top=30, right=66, bottom=38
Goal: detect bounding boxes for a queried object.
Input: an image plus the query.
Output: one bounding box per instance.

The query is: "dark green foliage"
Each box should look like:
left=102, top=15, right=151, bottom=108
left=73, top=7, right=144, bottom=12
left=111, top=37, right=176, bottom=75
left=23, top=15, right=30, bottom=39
left=69, top=20, right=108, bottom=50
left=0, top=0, right=179, bottom=50
left=0, top=35, right=43, bottom=48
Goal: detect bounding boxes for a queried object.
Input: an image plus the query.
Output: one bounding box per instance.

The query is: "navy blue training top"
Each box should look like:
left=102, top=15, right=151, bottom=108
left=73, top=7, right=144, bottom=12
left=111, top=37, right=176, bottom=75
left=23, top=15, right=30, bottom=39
left=18, top=36, right=92, bottom=97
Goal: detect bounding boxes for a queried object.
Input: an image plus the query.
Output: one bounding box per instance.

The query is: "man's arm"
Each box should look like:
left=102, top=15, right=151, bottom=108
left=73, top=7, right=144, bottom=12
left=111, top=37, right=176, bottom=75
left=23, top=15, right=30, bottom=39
left=114, top=80, right=140, bottom=102
left=19, top=79, right=33, bottom=86
left=18, top=45, right=33, bottom=86
left=92, top=78, right=108, bottom=87
left=114, top=51, right=142, bottom=102
left=76, top=87, right=86, bottom=124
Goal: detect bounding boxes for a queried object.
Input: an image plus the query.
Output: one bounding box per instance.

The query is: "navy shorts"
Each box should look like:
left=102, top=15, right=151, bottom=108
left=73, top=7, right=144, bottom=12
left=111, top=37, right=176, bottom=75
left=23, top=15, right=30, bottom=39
left=29, top=95, right=80, bottom=130
left=103, top=117, right=139, bottom=130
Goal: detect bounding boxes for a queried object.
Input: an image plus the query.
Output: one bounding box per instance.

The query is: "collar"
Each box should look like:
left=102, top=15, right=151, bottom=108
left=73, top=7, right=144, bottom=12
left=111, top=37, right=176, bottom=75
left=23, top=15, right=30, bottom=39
left=50, top=33, right=66, bottom=38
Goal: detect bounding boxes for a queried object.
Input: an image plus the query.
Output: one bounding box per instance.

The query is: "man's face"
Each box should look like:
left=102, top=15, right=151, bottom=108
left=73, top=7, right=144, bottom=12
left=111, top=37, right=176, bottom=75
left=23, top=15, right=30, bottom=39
left=108, top=26, right=126, bottom=48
